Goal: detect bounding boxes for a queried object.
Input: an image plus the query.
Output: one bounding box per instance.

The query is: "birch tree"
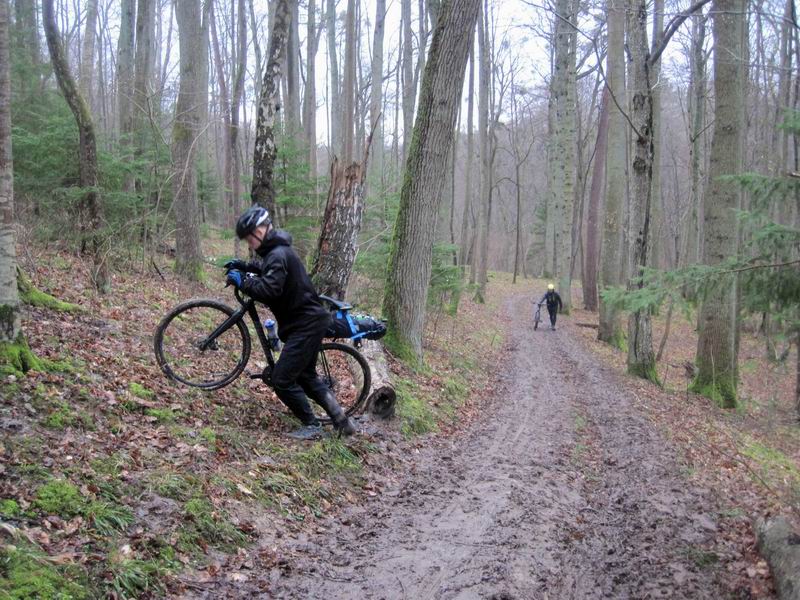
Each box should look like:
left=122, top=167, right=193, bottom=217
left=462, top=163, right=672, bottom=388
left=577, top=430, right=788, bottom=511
left=383, top=0, right=481, bottom=361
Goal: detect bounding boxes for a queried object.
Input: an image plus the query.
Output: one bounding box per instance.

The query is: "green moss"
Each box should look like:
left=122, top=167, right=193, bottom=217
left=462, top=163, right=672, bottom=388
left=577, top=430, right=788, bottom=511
left=34, top=479, right=84, bottom=518
left=17, top=272, right=83, bottom=313
left=395, top=379, right=437, bottom=437
left=144, top=408, right=175, bottom=423
left=383, top=330, right=421, bottom=368
left=627, top=360, right=661, bottom=386
left=43, top=402, right=77, bottom=429
left=0, top=334, right=43, bottom=377
left=128, top=382, right=154, bottom=400
left=689, top=375, right=737, bottom=409
left=0, top=543, right=89, bottom=599
left=0, top=499, right=20, bottom=517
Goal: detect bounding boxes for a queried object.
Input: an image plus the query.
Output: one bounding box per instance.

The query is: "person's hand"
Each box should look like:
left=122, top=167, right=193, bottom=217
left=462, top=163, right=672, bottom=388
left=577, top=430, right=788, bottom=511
left=226, top=269, right=244, bottom=288
left=224, top=259, right=249, bottom=271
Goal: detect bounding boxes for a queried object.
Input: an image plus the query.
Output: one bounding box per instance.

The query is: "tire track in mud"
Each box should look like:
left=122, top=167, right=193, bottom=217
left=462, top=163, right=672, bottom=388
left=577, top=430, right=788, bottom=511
left=223, top=294, right=729, bottom=599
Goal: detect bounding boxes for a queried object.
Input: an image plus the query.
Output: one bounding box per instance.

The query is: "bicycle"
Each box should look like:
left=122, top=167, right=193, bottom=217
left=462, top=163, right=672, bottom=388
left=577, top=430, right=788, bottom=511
left=153, top=288, right=371, bottom=422
left=533, top=301, right=544, bottom=330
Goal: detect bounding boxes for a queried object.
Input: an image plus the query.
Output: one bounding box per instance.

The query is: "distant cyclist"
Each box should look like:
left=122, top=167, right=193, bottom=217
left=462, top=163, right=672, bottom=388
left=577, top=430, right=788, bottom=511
left=537, top=283, right=563, bottom=331
left=224, top=205, right=355, bottom=440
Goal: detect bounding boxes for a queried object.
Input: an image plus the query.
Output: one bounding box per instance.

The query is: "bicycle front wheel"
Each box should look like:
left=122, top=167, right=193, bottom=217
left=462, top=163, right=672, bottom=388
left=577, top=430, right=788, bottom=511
left=314, top=341, right=371, bottom=421
left=154, top=299, right=251, bottom=390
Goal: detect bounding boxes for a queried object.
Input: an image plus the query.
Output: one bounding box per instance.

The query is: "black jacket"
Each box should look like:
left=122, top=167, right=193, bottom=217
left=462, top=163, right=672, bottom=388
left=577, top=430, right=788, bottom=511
left=240, top=230, right=331, bottom=340
left=538, top=290, right=563, bottom=312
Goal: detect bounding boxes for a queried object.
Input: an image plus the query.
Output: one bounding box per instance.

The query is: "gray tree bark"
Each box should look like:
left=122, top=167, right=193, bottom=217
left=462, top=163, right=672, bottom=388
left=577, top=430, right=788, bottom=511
left=304, top=0, right=320, bottom=180
left=368, top=0, right=386, bottom=182
left=551, top=0, right=576, bottom=311
left=462, top=46, right=475, bottom=276
left=625, top=0, right=657, bottom=382
left=326, top=0, right=341, bottom=157
left=0, top=0, right=20, bottom=343
left=117, top=0, right=135, bottom=144
left=341, top=0, right=356, bottom=163
left=172, top=0, right=203, bottom=280
left=383, top=0, right=481, bottom=361
left=401, top=0, right=414, bottom=160
left=598, top=0, right=626, bottom=346
left=583, top=88, right=609, bottom=312
left=251, top=0, right=290, bottom=218
left=474, top=0, right=490, bottom=302
left=79, top=0, right=98, bottom=107
left=684, top=13, right=707, bottom=266
left=692, top=0, right=746, bottom=407
left=43, top=0, right=109, bottom=292
left=286, top=0, right=301, bottom=134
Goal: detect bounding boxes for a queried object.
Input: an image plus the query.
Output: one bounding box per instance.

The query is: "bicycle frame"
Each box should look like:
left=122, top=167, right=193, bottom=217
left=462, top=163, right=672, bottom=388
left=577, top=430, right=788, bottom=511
left=201, top=288, right=276, bottom=372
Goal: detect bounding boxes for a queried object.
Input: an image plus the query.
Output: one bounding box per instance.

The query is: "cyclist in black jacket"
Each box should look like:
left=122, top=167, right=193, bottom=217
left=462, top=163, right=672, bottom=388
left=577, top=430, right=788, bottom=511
left=225, top=205, right=355, bottom=440
left=538, top=283, right=563, bottom=331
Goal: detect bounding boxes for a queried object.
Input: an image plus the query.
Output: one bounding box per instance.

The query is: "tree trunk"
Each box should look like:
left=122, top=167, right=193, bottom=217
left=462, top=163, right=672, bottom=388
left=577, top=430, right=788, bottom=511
left=43, top=0, right=109, bottom=293
left=461, top=46, right=474, bottom=271
left=79, top=0, right=98, bottom=107
left=692, top=0, right=745, bottom=407
left=231, top=0, right=247, bottom=247
left=383, top=0, right=480, bottom=361
left=304, top=0, right=319, bottom=180
left=133, top=0, right=155, bottom=153
left=598, top=0, right=626, bottom=346
left=474, top=0, right=489, bottom=302
left=368, top=0, right=386, bottom=183
left=685, top=13, right=707, bottom=266
left=341, top=0, right=356, bottom=163
left=311, top=153, right=370, bottom=298
left=583, top=88, right=609, bottom=311
left=209, top=3, right=232, bottom=224
left=0, top=0, right=20, bottom=343
left=401, top=0, right=414, bottom=161
left=649, top=0, right=664, bottom=269
left=117, top=0, right=135, bottom=144
left=172, top=0, right=203, bottom=280
left=551, top=0, right=576, bottom=311
left=251, top=0, right=291, bottom=218
left=625, top=0, right=657, bottom=382
left=286, top=0, right=301, bottom=134
left=326, top=0, right=341, bottom=157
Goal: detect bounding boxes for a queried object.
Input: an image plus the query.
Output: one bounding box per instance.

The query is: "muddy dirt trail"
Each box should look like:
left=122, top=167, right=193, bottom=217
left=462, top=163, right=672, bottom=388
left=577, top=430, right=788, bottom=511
left=253, top=294, right=730, bottom=598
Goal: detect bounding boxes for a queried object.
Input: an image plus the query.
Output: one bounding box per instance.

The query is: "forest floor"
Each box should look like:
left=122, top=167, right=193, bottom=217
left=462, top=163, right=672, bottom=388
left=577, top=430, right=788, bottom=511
left=1, top=242, right=797, bottom=598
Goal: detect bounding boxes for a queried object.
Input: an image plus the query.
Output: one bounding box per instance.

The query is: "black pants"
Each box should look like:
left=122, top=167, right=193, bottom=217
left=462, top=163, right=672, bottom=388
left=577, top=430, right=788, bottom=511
left=547, top=305, right=557, bottom=326
left=271, top=321, right=330, bottom=426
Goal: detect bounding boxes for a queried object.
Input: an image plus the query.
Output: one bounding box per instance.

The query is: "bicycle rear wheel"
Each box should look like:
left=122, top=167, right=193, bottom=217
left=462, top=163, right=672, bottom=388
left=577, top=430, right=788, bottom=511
left=154, top=299, right=251, bottom=390
left=313, top=341, right=371, bottom=422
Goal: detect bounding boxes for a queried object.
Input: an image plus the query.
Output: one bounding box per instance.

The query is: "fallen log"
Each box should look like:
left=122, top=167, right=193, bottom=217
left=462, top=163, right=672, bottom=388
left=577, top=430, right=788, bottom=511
left=756, top=515, right=800, bottom=600
left=358, top=339, right=396, bottom=419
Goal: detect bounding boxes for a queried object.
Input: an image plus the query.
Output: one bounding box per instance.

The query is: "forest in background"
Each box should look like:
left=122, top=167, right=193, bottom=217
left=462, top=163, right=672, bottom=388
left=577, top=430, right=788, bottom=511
left=1, top=0, right=798, bottom=412
left=0, top=0, right=799, bottom=595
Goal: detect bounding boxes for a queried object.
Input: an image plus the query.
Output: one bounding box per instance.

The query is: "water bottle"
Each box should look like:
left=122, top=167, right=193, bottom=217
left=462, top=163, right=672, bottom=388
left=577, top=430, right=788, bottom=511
left=264, top=319, right=281, bottom=350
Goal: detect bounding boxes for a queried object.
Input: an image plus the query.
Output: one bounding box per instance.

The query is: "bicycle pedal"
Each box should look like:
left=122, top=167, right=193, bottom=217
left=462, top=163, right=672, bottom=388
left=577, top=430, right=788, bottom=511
left=247, top=372, right=262, bottom=379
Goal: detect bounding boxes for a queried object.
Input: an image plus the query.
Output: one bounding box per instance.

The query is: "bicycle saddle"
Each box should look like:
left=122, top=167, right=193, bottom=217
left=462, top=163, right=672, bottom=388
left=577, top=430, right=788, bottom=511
left=318, top=294, right=353, bottom=311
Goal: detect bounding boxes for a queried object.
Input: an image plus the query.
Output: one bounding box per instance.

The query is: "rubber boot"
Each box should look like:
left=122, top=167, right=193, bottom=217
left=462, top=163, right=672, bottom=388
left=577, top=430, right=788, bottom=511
left=318, top=392, right=356, bottom=436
